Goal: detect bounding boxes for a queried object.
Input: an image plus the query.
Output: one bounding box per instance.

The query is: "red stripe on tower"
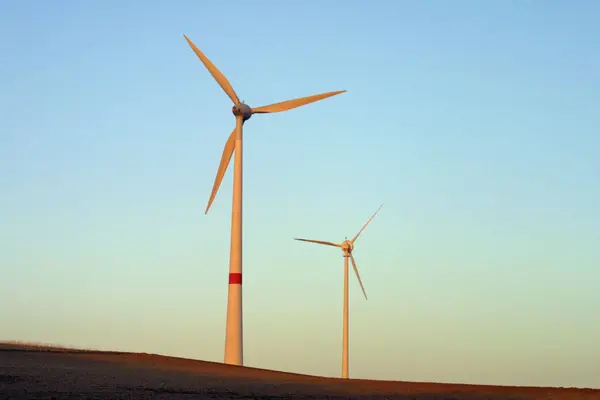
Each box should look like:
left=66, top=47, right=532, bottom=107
left=229, top=273, right=242, bottom=285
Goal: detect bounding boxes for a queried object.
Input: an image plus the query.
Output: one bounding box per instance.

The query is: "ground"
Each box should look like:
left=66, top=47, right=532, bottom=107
left=0, top=343, right=597, bottom=400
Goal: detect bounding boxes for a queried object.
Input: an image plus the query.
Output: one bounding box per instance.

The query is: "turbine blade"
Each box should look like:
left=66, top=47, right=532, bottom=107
left=205, top=129, right=236, bottom=214
left=349, top=254, right=367, bottom=300
left=184, top=35, right=240, bottom=104
left=351, top=204, right=383, bottom=244
left=251, top=90, right=346, bottom=114
left=294, top=238, right=340, bottom=248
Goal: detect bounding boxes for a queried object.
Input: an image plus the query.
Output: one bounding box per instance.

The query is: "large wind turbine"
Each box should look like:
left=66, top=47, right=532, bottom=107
left=294, top=205, right=383, bottom=379
left=183, top=35, right=345, bottom=367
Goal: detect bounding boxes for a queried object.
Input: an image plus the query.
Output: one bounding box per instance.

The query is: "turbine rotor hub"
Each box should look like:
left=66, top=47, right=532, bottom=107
left=232, top=103, right=252, bottom=121
left=341, top=240, right=354, bottom=254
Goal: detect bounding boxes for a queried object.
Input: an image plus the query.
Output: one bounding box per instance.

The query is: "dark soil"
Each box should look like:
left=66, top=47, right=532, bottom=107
left=0, top=344, right=597, bottom=400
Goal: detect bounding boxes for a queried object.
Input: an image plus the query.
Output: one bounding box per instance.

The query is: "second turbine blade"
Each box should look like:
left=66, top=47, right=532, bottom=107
left=349, top=254, right=367, bottom=300
left=351, top=204, right=383, bottom=244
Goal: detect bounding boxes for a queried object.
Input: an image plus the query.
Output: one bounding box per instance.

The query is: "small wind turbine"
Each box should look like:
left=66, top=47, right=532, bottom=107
left=294, top=204, right=383, bottom=379
left=183, top=35, right=346, bottom=367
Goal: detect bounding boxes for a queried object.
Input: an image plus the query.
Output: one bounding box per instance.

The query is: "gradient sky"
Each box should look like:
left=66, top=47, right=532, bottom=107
left=1, top=0, right=599, bottom=389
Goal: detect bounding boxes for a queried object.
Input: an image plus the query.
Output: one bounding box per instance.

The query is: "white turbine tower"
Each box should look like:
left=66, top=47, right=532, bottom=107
left=294, top=205, right=383, bottom=379
left=183, top=35, right=346, bottom=367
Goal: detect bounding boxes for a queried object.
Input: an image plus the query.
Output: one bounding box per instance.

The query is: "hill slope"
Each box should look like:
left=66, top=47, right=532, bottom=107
left=0, top=342, right=597, bottom=399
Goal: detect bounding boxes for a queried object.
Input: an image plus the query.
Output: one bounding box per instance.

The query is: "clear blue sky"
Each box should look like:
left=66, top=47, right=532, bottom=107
left=1, top=0, right=599, bottom=389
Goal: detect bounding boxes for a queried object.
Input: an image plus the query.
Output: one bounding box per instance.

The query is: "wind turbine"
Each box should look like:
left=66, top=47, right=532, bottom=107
left=294, top=204, right=383, bottom=379
left=183, top=35, right=346, bottom=367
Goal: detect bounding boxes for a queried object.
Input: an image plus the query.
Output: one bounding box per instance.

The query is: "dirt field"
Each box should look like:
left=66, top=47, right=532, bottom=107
left=0, top=343, right=597, bottom=400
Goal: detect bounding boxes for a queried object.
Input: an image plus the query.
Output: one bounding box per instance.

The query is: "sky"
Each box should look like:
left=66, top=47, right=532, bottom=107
left=1, top=0, right=599, bottom=389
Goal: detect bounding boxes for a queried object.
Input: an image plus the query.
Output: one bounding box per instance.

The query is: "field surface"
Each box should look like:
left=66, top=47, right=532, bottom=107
left=0, top=343, right=598, bottom=400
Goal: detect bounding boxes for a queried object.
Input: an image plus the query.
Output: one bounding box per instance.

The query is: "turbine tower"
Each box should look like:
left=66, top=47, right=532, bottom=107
left=183, top=35, right=346, bottom=367
left=294, top=205, right=383, bottom=379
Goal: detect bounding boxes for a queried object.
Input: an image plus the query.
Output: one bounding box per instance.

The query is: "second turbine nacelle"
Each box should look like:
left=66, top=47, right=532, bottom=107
left=341, top=240, right=354, bottom=254
left=232, top=103, right=253, bottom=121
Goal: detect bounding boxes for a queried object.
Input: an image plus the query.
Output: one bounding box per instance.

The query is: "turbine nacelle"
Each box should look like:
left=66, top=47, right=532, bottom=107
left=341, top=240, right=354, bottom=255
left=232, top=103, right=252, bottom=121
